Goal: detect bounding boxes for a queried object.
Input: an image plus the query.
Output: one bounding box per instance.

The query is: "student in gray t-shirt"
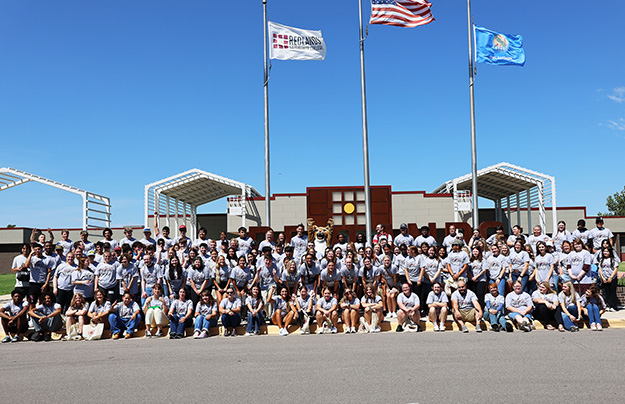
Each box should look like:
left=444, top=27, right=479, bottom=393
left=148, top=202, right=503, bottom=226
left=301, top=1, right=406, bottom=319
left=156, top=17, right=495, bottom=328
left=450, top=280, right=482, bottom=333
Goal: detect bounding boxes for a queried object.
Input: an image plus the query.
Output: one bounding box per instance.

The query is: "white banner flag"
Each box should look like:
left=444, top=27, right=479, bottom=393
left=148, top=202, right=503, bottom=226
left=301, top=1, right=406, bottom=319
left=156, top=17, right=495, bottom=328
left=268, top=21, right=326, bottom=61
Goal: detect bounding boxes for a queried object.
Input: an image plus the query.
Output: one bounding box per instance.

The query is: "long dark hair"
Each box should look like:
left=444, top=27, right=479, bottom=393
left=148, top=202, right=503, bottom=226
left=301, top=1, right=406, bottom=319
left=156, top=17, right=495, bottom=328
left=169, top=256, right=183, bottom=280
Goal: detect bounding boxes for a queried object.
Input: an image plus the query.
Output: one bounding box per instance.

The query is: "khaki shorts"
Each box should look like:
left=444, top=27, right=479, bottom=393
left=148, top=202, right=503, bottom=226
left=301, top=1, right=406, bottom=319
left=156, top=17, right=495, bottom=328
left=459, top=308, right=476, bottom=322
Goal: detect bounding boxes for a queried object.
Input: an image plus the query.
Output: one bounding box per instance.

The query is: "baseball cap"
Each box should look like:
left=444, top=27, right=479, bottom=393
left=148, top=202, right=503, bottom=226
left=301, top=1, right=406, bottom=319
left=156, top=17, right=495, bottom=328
left=596, top=217, right=604, bottom=223
left=179, top=225, right=187, bottom=230
left=143, top=228, right=151, bottom=233
left=400, top=223, right=408, bottom=229
left=87, top=249, right=96, bottom=256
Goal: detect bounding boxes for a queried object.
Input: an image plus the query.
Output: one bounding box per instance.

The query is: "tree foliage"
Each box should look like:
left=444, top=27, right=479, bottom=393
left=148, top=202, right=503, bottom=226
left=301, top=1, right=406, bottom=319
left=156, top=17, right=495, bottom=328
left=597, top=186, right=625, bottom=217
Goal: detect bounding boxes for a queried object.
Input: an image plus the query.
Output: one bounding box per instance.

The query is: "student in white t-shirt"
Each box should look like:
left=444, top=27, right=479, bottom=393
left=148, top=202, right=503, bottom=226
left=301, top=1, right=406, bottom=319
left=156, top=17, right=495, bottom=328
left=396, top=283, right=420, bottom=332
left=28, top=292, right=63, bottom=341
left=426, top=282, right=448, bottom=332
left=379, top=255, right=398, bottom=318
left=315, top=287, right=338, bottom=334
left=296, top=285, right=315, bottom=335
left=194, top=289, right=218, bottom=338
left=87, top=290, right=111, bottom=326
left=108, top=292, right=141, bottom=339
left=143, top=283, right=168, bottom=338
left=168, top=287, right=194, bottom=339
left=269, top=287, right=297, bottom=336
left=505, top=280, right=534, bottom=332
left=532, top=281, right=561, bottom=331
left=484, top=282, right=508, bottom=332
left=451, top=280, right=483, bottom=333
left=339, top=289, right=360, bottom=334
left=580, top=285, right=605, bottom=331
left=63, top=292, right=88, bottom=340
left=588, top=217, right=614, bottom=253
left=0, top=290, right=29, bottom=342
left=243, top=285, right=264, bottom=336
left=220, top=287, right=242, bottom=337
left=558, top=281, right=582, bottom=332
left=361, top=284, right=384, bottom=333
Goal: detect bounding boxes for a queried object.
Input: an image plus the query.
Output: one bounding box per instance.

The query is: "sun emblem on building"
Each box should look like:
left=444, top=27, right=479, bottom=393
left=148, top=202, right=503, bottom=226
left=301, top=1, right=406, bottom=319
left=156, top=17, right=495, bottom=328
left=492, top=34, right=508, bottom=51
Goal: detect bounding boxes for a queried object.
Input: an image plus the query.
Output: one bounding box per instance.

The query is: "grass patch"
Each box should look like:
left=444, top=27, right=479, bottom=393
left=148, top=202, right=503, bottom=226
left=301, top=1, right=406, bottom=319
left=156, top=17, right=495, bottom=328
left=619, top=262, right=625, bottom=272
left=0, top=273, right=16, bottom=295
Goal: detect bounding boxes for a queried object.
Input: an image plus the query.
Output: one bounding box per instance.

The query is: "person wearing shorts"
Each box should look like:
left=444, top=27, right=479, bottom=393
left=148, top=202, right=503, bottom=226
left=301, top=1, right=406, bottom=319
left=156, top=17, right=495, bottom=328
left=315, top=287, right=338, bottom=334
left=505, top=280, right=534, bottom=332
left=396, top=283, right=420, bottom=332
left=269, top=286, right=297, bottom=336
left=451, top=280, right=482, bottom=333
left=426, top=282, right=448, bottom=332
left=0, top=290, right=29, bottom=342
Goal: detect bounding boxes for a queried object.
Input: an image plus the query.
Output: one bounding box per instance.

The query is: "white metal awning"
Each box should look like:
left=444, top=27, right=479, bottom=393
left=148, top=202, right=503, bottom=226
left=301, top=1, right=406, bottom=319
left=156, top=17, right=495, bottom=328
left=0, top=167, right=111, bottom=230
left=433, top=162, right=557, bottom=233
left=144, top=169, right=261, bottom=236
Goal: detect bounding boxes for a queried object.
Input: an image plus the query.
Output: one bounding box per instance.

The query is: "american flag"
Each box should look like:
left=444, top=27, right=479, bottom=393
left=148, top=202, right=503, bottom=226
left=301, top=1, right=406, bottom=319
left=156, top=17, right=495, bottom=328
left=370, top=0, right=434, bottom=28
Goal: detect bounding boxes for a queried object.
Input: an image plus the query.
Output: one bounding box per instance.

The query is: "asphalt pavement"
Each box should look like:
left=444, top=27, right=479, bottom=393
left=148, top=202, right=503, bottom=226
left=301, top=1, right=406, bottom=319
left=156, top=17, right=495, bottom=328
left=1, top=327, right=624, bottom=404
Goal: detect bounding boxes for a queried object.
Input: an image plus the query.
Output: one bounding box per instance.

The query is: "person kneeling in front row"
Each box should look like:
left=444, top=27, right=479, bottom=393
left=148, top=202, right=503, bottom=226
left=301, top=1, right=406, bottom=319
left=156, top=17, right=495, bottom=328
left=451, top=280, right=483, bottom=333
left=316, top=287, right=338, bottom=334
left=426, top=282, right=448, bottom=332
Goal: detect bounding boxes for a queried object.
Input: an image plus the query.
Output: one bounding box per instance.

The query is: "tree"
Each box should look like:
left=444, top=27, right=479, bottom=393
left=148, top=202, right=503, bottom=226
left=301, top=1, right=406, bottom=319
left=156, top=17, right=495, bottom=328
left=597, top=186, right=625, bottom=217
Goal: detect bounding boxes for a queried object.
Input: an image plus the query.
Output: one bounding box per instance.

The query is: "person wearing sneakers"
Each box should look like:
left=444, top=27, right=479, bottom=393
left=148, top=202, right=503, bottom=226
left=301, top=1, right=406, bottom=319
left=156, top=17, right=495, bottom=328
left=268, top=287, right=297, bottom=336
left=339, top=289, right=360, bottom=333
left=244, top=285, right=264, bottom=336
left=361, top=283, right=383, bottom=333
left=426, top=282, right=448, bottom=332
left=193, top=289, right=218, bottom=338
left=580, top=285, right=605, bottom=331
left=28, top=292, right=63, bottom=341
left=484, top=282, right=509, bottom=332
left=315, top=287, right=338, bottom=334
left=451, top=280, right=483, bottom=333
left=558, top=281, right=582, bottom=332
left=143, top=283, right=168, bottom=338
left=505, top=280, right=534, bottom=332
left=109, top=292, right=141, bottom=339
left=379, top=255, right=398, bottom=319
left=396, top=283, right=420, bottom=332
left=220, top=287, right=242, bottom=336
left=63, top=292, right=88, bottom=340
left=168, top=287, right=193, bottom=339
left=296, top=285, right=315, bottom=334
left=0, top=290, right=29, bottom=343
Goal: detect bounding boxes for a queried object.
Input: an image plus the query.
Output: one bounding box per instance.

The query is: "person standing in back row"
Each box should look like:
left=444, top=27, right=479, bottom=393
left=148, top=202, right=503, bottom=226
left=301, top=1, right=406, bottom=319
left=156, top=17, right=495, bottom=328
left=588, top=217, right=613, bottom=253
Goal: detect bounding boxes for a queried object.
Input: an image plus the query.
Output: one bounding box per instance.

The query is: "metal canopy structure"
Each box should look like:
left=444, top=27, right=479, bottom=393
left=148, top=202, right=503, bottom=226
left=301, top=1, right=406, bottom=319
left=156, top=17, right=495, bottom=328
left=0, top=167, right=111, bottom=230
left=144, top=169, right=262, bottom=237
left=433, top=162, right=557, bottom=233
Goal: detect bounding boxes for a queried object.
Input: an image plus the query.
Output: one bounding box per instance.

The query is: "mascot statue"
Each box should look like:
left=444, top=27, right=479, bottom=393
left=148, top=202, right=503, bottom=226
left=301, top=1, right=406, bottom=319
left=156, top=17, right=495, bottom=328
left=307, top=218, right=334, bottom=258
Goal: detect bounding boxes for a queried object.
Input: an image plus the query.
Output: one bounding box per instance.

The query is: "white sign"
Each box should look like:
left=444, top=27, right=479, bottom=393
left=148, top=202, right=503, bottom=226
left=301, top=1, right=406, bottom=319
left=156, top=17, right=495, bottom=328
left=268, top=21, right=326, bottom=61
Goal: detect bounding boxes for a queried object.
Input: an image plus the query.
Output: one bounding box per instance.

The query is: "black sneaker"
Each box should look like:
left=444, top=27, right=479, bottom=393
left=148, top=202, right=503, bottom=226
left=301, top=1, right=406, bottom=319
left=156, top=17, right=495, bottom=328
left=505, top=323, right=514, bottom=332
left=570, top=326, right=579, bottom=332
left=396, top=325, right=404, bottom=332
left=169, top=333, right=176, bottom=339
left=492, top=324, right=500, bottom=332
left=44, top=334, right=51, bottom=342
left=30, top=332, right=42, bottom=342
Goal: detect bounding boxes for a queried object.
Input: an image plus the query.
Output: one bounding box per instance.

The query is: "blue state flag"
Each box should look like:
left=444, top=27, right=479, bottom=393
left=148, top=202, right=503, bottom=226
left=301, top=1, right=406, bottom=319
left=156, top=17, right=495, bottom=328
left=474, top=25, right=525, bottom=66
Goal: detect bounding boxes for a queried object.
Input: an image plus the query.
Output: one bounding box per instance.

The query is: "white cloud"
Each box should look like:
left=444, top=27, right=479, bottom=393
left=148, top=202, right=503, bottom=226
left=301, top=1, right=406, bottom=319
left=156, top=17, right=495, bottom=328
left=607, top=87, right=625, bottom=103
left=608, top=118, right=625, bottom=131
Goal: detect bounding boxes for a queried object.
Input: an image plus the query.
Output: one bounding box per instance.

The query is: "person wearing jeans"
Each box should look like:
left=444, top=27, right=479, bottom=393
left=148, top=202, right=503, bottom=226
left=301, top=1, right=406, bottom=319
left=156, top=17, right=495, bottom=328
left=484, top=283, right=508, bottom=332
left=245, top=285, right=264, bottom=336
left=168, top=288, right=193, bottom=339
left=193, top=290, right=218, bottom=339
left=109, top=292, right=141, bottom=339
left=220, top=287, right=242, bottom=336
left=558, top=281, right=582, bottom=332
left=581, top=285, right=605, bottom=331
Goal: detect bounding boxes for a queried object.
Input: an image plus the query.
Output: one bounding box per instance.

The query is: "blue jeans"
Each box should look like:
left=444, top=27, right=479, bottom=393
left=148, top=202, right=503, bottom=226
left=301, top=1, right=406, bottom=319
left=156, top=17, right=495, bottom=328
left=561, top=305, right=579, bottom=330
left=109, top=313, right=141, bottom=336
left=510, top=272, right=529, bottom=292
left=246, top=311, right=264, bottom=333
left=141, top=287, right=154, bottom=306
left=221, top=313, right=241, bottom=329
left=169, top=314, right=192, bottom=335
left=484, top=310, right=507, bottom=329
left=552, top=274, right=560, bottom=292
left=194, top=315, right=217, bottom=332
left=586, top=303, right=602, bottom=325
left=509, top=312, right=533, bottom=322
left=496, top=278, right=506, bottom=297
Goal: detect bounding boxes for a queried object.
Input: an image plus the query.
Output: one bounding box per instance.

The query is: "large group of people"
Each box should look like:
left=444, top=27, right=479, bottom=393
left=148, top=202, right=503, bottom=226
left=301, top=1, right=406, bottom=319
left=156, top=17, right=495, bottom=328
left=0, top=215, right=619, bottom=343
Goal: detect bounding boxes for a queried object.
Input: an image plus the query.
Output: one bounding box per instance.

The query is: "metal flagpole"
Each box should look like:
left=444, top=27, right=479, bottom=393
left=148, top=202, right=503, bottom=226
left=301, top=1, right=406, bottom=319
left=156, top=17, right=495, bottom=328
left=466, top=0, right=479, bottom=227
left=263, top=0, right=271, bottom=227
left=358, top=0, right=373, bottom=245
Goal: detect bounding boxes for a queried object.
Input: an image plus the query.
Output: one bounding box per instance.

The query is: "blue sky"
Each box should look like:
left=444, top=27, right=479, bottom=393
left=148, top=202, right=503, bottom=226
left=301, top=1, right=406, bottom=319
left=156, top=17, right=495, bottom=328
left=0, top=1, right=624, bottom=229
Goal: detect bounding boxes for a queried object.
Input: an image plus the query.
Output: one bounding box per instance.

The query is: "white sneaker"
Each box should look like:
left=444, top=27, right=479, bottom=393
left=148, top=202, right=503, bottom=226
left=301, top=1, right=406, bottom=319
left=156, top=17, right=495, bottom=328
left=373, top=327, right=381, bottom=333
left=475, top=324, right=482, bottom=333
left=317, top=327, right=324, bottom=334
left=300, top=328, right=306, bottom=335
left=244, top=332, right=252, bottom=336
left=192, top=331, right=200, bottom=339
left=331, top=327, right=337, bottom=334
left=433, top=323, right=439, bottom=332
left=344, top=327, right=351, bottom=334
left=590, top=323, right=597, bottom=331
